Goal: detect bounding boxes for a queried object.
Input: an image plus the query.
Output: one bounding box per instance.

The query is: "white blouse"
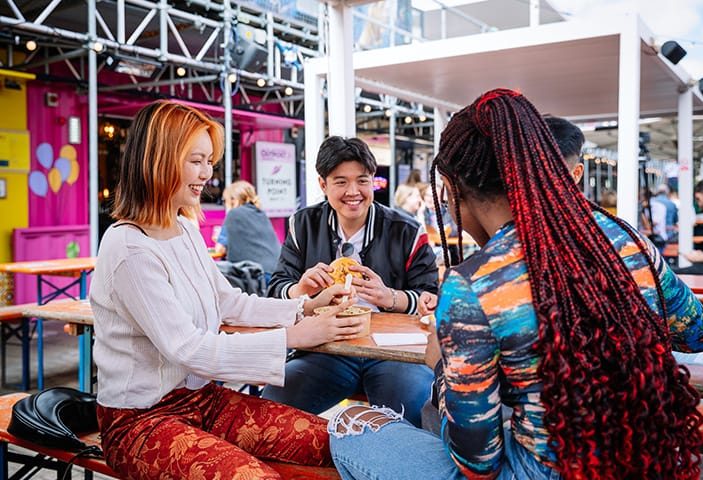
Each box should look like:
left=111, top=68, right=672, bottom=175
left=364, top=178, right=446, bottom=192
left=90, top=217, right=299, bottom=408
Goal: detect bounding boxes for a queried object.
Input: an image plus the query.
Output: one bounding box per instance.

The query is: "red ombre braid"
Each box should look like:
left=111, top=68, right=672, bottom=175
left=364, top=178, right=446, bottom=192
left=431, top=88, right=702, bottom=479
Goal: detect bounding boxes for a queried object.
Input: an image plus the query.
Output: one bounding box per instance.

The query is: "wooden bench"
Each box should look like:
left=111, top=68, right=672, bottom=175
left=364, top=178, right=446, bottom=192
left=0, top=303, right=36, bottom=390
left=0, top=393, right=340, bottom=479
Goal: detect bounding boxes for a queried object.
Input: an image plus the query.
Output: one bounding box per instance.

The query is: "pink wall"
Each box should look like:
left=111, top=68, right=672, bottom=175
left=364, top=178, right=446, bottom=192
left=26, top=83, right=88, bottom=227
left=12, top=225, right=90, bottom=304
left=239, top=129, right=287, bottom=241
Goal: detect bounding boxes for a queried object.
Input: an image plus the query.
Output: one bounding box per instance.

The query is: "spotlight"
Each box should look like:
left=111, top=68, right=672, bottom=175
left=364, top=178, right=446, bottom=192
left=661, top=40, right=686, bottom=65
left=256, top=78, right=266, bottom=87
left=176, top=66, right=186, bottom=77
left=228, top=72, right=237, bottom=83
left=362, top=104, right=372, bottom=113
left=284, top=86, right=293, bottom=95
left=25, top=40, right=37, bottom=51
left=91, top=41, right=105, bottom=53
left=418, top=113, right=427, bottom=122
left=404, top=116, right=412, bottom=124
left=384, top=109, right=392, bottom=117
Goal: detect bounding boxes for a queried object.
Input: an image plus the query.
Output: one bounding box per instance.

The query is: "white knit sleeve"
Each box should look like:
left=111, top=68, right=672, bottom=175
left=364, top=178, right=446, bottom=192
left=112, top=251, right=288, bottom=386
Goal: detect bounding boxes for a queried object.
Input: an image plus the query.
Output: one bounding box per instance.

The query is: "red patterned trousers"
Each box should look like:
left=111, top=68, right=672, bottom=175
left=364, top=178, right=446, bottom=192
left=96, top=382, right=331, bottom=479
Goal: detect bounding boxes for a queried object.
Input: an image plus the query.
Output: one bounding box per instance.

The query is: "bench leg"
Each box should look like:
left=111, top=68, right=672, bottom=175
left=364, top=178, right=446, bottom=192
left=22, top=319, right=30, bottom=391
left=1, top=441, right=8, bottom=480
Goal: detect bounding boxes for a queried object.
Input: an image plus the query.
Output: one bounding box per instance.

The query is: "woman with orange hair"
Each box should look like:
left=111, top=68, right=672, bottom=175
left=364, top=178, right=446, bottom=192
left=91, top=100, right=363, bottom=479
left=328, top=89, right=703, bottom=479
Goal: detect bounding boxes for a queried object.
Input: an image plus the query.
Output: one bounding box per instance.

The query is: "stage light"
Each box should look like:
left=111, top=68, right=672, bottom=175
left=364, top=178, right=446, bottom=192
left=384, top=109, right=392, bottom=117
left=404, top=116, right=412, bottom=124
left=176, top=66, right=186, bottom=77
left=91, top=41, right=104, bottom=53
left=284, top=86, right=293, bottom=95
left=228, top=73, right=237, bottom=83
left=363, top=104, right=372, bottom=113
left=25, top=40, right=37, bottom=51
left=256, top=78, right=266, bottom=87
left=419, top=113, right=427, bottom=122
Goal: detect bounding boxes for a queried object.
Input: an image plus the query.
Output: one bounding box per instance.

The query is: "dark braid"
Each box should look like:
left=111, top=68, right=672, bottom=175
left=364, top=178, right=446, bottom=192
left=429, top=166, right=451, bottom=267
left=434, top=88, right=702, bottom=479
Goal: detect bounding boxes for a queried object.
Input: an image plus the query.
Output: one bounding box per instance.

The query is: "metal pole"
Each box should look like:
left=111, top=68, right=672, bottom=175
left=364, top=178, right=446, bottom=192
left=223, top=0, right=233, bottom=186
left=88, top=0, right=98, bottom=255
left=678, top=89, right=694, bottom=267
left=389, top=109, right=396, bottom=207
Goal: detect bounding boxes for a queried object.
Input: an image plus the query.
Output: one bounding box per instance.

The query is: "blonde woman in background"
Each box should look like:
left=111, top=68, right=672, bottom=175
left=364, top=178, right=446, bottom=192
left=394, top=183, right=424, bottom=224
left=216, top=180, right=282, bottom=283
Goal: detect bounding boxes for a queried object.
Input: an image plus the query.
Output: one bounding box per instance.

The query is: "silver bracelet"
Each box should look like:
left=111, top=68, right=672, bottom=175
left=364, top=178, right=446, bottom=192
left=386, top=288, right=398, bottom=312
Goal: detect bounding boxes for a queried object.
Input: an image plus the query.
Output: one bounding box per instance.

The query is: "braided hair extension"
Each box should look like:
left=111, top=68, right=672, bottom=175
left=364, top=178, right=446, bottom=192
left=431, top=88, right=702, bottom=479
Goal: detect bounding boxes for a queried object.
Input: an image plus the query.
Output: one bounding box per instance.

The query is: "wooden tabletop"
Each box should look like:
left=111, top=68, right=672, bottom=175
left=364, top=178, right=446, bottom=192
left=22, top=299, right=94, bottom=325
left=23, top=300, right=427, bottom=363
left=222, top=312, right=428, bottom=364
left=0, top=257, right=97, bottom=275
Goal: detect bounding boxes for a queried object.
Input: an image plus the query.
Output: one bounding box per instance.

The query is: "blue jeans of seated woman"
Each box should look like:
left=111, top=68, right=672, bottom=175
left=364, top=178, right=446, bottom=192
left=261, top=353, right=433, bottom=428
left=330, top=419, right=561, bottom=480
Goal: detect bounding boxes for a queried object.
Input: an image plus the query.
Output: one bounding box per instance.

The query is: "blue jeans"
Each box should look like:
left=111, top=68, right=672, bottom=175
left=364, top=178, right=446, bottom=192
left=330, top=417, right=561, bottom=480
left=261, top=353, right=433, bottom=427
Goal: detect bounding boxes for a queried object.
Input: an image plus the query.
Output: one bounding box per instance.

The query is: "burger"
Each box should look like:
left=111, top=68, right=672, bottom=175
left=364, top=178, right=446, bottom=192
left=329, top=257, right=363, bottom=284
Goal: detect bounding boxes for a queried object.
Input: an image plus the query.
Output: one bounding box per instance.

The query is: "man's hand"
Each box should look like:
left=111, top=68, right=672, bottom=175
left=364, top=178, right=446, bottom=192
left=348, top=265, right=395, bottom=310
left=289, top=262, right=334, bottom=297
left=418, top=291, right=438, bottom=316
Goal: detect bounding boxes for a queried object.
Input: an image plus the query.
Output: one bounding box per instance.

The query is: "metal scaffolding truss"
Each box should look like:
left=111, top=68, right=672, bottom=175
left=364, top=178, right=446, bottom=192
left=0, top=0, right=321, bottom=97
left=0, top=0, right=325, bottom=255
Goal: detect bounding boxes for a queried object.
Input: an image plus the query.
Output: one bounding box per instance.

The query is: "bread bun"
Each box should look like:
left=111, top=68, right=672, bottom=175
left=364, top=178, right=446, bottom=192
left=329, top=257, right=363, bottom=284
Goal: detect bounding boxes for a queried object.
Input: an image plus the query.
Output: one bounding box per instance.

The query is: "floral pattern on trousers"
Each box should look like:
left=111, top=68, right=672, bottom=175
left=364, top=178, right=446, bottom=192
left=96, top=382, right=332, bottom=479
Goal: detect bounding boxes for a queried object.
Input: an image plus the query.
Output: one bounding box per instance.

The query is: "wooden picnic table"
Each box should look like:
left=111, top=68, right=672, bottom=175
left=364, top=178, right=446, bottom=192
left=22, top=300, right=428, bottom=392
left=0, top=257, right=97, bottom=390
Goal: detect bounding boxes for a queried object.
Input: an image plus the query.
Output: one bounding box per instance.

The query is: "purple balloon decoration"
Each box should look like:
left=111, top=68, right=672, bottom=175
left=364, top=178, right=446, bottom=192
left=29, top=171, right=48, bottom=197
left=55, top=157, right=71, bottom=181
left=36, top=143, right=53, bottom=169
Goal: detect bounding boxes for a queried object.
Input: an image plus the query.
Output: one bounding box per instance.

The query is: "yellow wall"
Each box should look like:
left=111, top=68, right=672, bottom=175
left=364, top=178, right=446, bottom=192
left=0, top=74, right=30, bottom=262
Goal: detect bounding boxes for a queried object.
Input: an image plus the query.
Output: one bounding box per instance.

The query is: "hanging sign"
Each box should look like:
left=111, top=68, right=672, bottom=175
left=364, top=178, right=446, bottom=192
left=255, top=141, right=296, bottom=217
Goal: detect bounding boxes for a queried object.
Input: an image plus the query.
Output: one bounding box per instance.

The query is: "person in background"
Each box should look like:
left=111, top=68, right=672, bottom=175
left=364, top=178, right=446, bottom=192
left=600, top=189, right=618, bottom=216
left=543, top=115, right=584, bottom=183
left=652, top=183, right=679, bottom=243
left=403, top=168, right=423, bottom=186
left=265, top=136, right=438, bottom=428
left=218, top=180, right=281, bottom=283
left=393, top=183, right=424, bottom=222
left=329, top=89, right=703, bottom=480
left=91, top=100, right=364, bottom=479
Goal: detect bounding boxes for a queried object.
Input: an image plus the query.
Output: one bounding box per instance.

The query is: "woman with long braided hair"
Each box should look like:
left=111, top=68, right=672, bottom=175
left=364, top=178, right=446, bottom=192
left=327, top=88, right=703, bottom=479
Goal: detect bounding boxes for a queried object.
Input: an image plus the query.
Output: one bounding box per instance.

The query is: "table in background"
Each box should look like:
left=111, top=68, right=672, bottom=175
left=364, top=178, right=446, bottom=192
left=0, top=257, right=96, bottom=390
left=680, top=274, right=703, bottom=295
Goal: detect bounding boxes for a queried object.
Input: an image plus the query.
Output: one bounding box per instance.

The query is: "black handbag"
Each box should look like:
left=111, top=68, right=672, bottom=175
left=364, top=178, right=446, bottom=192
left=8, top=387, right=103, bottom=456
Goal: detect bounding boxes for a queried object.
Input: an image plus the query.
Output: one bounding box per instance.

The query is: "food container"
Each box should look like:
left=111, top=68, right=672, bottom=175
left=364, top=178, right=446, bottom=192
left=313, top=305, right=372, bottom=338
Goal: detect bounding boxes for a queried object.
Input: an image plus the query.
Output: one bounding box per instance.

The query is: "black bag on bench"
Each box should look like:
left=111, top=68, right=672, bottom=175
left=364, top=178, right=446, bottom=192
left=8, top=387, right=102, bottom=455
